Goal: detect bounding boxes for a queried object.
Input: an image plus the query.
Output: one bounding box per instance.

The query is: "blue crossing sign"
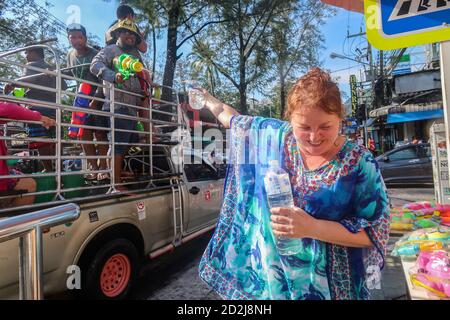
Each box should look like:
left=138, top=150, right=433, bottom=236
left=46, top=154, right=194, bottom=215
left=366, top=0, right=450, bottom=49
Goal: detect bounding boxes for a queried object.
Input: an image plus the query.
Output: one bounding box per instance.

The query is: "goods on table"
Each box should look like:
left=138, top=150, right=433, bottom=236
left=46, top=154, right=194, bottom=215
left=391, top=229, right=450, bottom=257
left=390, top=201, right=450, bottom=231
left=409, top=250, right=450, bottom=298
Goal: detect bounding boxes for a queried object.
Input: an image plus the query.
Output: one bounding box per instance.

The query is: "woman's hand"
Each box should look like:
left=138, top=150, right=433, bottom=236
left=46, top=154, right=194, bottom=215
left=40, top=116, right=56, bottom=129
left=198, top=88, right=239, bottom=129
left=270, top=206, right=374, bottom=247
left=198, top=88, right=219, bottom=107
left=270, top=207, right=318, bottom=239
left=202, top=89, right=230, bottom=112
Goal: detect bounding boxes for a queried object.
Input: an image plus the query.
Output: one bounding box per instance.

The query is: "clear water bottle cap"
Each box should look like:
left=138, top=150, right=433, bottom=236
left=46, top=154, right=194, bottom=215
left=269, top=160, right=279, bottom=167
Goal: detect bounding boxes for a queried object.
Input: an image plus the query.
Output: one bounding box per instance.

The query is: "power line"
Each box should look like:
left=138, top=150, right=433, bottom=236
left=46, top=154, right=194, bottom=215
left=0, top=24, right=34, bottom=43
left=12, top=0, right=69, bottom=40
left=330, top=65, right=361, bottom=74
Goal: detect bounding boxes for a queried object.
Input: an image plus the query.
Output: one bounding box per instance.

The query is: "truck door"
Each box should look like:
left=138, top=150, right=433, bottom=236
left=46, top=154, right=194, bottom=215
left=183, top=156, right=222, bottom=232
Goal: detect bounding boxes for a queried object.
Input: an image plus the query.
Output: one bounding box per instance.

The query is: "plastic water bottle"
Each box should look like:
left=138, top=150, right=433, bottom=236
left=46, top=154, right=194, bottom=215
left=186, top=81, right=205, bottom=110
left=264, top=160, right=301, bottom=255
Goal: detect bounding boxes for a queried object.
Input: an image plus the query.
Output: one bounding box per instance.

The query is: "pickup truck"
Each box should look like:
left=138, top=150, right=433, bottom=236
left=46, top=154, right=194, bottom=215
left=0, top=44, right=226, bottom=299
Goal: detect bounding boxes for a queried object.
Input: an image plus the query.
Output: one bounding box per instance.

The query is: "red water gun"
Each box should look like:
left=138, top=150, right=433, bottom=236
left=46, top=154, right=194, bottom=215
left=69, top=82, right=92, bottom=138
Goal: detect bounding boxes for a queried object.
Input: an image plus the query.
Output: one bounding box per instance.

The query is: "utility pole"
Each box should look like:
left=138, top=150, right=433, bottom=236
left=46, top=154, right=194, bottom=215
left=379, top=49, right=384, bottom=150
left=346, top=30, right=376, bottom=147
left=366, top=42, right=375, bottom=148
left=379, top=50, right=384, bottom=97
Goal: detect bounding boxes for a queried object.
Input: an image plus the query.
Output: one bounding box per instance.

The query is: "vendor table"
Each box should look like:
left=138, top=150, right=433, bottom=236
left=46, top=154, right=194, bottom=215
left=400, top=256, right=447, bottom=300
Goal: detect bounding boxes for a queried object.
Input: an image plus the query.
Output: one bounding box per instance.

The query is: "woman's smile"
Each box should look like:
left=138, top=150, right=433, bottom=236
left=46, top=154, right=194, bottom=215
left=308, top=140, right=324, bottom=147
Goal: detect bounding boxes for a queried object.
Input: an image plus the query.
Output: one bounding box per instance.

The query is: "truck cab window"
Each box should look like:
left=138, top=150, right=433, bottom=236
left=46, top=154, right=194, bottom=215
left=184, top=161, right=218, bottom=182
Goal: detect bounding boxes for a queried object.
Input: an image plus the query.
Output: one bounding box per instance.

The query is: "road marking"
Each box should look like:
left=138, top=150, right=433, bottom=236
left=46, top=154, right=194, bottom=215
left=389, top=0, right=450, bottom=21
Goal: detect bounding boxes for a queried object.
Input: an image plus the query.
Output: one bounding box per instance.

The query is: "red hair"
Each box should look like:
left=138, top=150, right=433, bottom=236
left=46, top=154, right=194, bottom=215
left=285, top=67, right=343, bottom=119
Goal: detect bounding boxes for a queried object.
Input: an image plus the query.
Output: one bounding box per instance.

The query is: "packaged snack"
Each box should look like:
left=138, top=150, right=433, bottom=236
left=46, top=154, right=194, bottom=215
left=392, top=240, right=444, bottom=257
left=415, top=219, right=439, bottom=229
left=404, top=201, right=436, bottom=211
left=440, top=212, right=450, bottom=227
left=410, top=250, right=450, bottom=298
left=390, top=222, right=414, bottom=231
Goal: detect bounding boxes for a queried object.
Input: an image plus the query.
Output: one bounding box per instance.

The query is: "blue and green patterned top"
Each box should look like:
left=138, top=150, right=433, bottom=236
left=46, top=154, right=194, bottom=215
left=199, top=115, right=390, bottom=300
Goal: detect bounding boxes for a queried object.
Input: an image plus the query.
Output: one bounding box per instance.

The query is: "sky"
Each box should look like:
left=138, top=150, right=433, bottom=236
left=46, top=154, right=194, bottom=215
left=32, top=0, right=392, bottom=99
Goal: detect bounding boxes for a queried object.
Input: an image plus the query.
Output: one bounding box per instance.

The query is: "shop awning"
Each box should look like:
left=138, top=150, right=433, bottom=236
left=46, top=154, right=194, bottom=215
left=369, top=106, right=392, bottom=118
left=370, top=103, right=443, bottom=118
left=320, top=0, right=364, bottom=13
left=387, top=109, right=444, bottom=124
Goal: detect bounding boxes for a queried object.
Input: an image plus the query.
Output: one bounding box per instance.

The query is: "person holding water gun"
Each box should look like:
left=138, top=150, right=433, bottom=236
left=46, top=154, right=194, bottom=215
left=106, top=3, right=156, bottom=137
left=90, top=19, right=147, bottom=192
left=66, top=23, right=110, bottom=182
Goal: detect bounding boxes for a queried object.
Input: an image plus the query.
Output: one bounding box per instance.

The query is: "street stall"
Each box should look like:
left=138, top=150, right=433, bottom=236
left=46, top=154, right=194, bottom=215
left=389, top=201, right=450, bottom=300
left=400, top=250, right=449, bottom=300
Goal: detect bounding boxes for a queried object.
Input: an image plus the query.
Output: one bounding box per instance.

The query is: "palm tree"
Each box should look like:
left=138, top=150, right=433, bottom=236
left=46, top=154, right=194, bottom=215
left=188, top=41, right=221, bottom=95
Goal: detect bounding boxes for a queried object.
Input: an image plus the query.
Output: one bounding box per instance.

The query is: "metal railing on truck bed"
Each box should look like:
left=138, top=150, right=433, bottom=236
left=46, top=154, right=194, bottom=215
left=0, top=44, right=184, bottom=214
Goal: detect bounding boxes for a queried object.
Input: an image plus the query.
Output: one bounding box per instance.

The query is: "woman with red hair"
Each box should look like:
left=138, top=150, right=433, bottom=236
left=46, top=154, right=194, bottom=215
left=0, top=102, right=55, bottom=208
left=198, top=68, right=390, bottom=300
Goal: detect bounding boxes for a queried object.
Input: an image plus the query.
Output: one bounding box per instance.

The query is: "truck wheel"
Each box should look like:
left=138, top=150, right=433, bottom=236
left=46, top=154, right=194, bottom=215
left=84, top=238, right=139, bottom=300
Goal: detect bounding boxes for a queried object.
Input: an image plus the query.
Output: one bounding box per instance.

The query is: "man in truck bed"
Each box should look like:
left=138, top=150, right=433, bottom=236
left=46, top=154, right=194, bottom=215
left=90, top=19, right=145, bottom=192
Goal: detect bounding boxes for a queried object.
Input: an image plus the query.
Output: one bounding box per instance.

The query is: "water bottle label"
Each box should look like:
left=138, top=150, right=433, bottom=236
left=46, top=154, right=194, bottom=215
left=264, top=173, right=291, bottom=195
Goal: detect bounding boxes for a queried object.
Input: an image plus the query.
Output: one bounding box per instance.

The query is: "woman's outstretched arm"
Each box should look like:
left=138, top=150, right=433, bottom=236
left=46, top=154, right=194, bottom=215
left=202, top=89, right=240, bottom=129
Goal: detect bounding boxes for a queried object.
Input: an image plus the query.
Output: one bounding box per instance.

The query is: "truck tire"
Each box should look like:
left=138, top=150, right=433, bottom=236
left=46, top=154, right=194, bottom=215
left=83, top=238, right=139, bottom=300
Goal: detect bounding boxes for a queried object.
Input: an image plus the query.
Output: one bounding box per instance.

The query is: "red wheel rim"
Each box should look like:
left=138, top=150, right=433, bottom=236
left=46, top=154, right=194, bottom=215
left=100, top=254, right=131, bottom=297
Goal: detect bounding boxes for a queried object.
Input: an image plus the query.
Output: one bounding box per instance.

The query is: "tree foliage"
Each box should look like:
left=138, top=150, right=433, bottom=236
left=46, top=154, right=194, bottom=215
left=185, top=0, right=292, bottom=114
left=265, top=0, right=333, bottom=118
left=0, top=0, right=75, bottom=79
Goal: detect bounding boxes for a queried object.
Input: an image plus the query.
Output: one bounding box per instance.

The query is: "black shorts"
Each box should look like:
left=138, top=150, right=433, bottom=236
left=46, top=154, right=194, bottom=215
left=85, top=114, right=108, bottom=129
left=106, top=114, right=138, bottom=155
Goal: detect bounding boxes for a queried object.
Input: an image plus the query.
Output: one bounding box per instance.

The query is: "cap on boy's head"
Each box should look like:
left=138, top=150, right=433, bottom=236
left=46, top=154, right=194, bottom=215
left=117, top=3, right=135, bottom=19
left=66, top=23, right=87, bottom=38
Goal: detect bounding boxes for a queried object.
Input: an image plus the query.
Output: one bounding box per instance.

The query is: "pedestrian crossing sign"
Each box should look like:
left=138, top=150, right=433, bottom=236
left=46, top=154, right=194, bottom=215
left=365, top=0, right=450, bottom=50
